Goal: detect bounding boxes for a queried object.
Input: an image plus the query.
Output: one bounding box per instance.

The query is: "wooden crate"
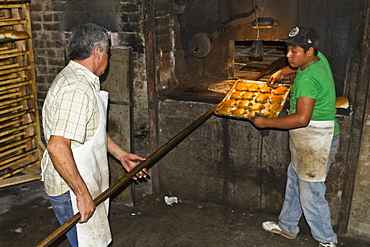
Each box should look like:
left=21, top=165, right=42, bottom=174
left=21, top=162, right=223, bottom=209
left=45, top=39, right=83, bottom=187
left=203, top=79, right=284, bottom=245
left=0, top=0, right=43, bottom=187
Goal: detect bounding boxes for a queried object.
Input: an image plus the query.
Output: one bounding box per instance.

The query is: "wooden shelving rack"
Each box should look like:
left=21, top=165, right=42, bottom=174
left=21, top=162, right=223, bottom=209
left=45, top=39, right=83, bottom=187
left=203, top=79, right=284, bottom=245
left=0, top=0, right=43, bottom=187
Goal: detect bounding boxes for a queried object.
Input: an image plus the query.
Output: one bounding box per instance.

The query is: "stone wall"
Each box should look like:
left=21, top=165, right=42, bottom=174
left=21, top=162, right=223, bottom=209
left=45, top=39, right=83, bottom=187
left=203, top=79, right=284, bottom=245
left=346, top=0, right=370, bottom=239
left=348, top=121, right=370, bottom=239
left=156, top=99, right=290, bottom=213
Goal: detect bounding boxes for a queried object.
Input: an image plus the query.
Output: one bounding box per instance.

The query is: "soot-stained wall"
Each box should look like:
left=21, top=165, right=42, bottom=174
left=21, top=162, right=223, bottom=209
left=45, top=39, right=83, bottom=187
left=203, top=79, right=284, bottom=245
left=31, top=0, right=150, bottom=160
left=30, top=0, right=369, bottom=239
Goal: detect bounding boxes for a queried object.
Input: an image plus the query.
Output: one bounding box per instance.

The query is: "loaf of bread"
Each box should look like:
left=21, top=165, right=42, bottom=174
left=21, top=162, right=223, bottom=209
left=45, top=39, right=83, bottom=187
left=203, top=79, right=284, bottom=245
left=241, top=92, right=255, bottom=100
left=268, top=103, right=282, bottom=112
left=263, top=111, right=278, bottom=119
left=249, top=103, right=264, bottom=111
left=231, top=108, right=246, bottom=117
left=269, top=95, right=284, bottom=104
left=11, top=31, right=29, bottom=39
left=230, top=91, right=244, bottom=99
left=217, top=106, right=233, bottom=115
left=235, top=82, right=250, bottom=91
left=247, top=83, right=260, bottom=92
left=0, top=28, right=29, bottom=40
left=274, top=86, right=289, bottom=95
left=255, top=94, right=269, bottom=103
left=259, top=84, right=272, bottom=93
left=222, top=99, right=237, bottom=107
left=335, top=97, right=349, bottom=109
left=237, top=100, right=251, bottom=108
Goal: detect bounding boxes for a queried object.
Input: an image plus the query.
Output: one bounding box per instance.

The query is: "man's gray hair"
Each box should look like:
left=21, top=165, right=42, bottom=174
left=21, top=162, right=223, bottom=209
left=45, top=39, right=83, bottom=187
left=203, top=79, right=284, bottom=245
left=68, top=23, right=110, bottom=60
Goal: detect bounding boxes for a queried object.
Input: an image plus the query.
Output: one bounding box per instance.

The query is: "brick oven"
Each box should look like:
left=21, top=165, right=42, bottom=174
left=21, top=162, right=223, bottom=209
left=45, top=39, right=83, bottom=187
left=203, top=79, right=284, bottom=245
left=174, top=0, right=297, bottom=78
left=30, top=0, right=369, bottom=240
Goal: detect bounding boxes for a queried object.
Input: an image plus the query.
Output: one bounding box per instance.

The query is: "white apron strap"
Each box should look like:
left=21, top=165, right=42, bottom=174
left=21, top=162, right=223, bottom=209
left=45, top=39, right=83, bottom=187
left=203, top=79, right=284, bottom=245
left=40, top=150, right=49, bottom=182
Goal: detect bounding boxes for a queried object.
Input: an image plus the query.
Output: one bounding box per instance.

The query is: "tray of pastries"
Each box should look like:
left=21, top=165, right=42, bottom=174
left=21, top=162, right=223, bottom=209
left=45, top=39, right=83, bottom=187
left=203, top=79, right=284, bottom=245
left=214, top=79, right=290, bottom=120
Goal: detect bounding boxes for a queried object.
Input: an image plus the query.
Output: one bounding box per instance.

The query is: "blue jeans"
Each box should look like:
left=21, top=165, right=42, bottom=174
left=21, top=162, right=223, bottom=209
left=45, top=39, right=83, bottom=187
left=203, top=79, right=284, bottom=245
left=49, top=191, right=78, bottom=247
left=278, top=135, right=339, bottom=244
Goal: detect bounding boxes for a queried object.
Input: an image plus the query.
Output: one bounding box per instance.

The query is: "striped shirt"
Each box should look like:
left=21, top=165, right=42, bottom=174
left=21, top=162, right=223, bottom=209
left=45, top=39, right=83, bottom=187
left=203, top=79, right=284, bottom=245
left=41, top=60, right=100, bottom=196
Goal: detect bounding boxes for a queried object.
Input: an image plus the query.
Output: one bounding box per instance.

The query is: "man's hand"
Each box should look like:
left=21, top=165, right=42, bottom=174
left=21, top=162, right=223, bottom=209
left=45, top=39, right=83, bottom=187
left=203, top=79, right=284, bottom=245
left=268, top=70, right=285, bottom=85
left=107, top=133, right=148, bottom=180
left=118, top=153, right=148, bottom=179
left=252, top=115, right=268, bottom=128
left=76, top=193, right=96, bottom=223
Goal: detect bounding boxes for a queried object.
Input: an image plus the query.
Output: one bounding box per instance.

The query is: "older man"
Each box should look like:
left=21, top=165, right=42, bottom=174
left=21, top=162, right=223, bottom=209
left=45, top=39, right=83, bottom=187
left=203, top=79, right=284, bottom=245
left=41, top=23, right=146, bottom=247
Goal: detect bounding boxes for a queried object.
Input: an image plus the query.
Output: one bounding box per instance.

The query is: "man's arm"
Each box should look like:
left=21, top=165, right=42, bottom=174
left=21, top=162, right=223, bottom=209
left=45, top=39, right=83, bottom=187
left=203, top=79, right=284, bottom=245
left=252, top=97, right=315, bottom=129
left=47, top=135, right=95, bottom=223
left=106, top=133, right=147, bottom=179
left=269, top=66, right=298, bottom=84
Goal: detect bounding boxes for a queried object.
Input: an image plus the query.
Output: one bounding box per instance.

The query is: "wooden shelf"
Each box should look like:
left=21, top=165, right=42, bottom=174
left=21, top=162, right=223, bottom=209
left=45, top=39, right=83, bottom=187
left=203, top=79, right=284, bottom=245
left=0, top=0, right=43, bottom=188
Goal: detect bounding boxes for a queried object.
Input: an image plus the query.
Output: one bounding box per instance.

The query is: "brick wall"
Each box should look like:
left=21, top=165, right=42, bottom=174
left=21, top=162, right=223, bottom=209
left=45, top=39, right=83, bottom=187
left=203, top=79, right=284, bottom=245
left=30, top=1, right=65, bottom=111
left=30, top=0, right=148, bottom=102
left=155, top=1, right=176, bottom=90
left=29, top=0, right=150, bottom=155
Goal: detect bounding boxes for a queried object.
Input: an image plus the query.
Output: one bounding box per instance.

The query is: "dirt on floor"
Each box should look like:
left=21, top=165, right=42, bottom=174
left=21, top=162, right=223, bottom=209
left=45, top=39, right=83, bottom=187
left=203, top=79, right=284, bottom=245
left=0, top=180, right=369, bottom=247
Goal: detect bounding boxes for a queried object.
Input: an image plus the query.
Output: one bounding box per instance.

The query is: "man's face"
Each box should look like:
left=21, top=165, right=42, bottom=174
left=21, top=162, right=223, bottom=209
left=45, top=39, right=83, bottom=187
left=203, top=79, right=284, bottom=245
left=286, top=45, right=310, bottom=69
left=96, top=46, right=109, bottom=77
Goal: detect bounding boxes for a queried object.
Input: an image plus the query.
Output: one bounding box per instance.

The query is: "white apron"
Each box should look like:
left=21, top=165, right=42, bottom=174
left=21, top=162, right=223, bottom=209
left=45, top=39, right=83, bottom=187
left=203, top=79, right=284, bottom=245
left=289, top=120, right=334, bottom=182
left=70, top=90, right=111, bottom=246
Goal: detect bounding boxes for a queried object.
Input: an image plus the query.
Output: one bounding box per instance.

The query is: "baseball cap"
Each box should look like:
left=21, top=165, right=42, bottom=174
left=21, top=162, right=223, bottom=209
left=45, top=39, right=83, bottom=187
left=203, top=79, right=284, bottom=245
left=281, top=26, right=319, bottom=49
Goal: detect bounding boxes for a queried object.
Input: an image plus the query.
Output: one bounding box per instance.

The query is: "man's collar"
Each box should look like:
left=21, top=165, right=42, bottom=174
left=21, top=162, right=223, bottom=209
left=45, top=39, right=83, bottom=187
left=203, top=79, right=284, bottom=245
left=69, top=60, right=100, bottom=91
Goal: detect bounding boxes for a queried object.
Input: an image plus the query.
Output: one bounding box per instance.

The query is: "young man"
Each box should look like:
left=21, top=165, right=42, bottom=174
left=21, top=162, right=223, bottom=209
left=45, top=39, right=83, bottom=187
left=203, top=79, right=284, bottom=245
left=252, top=27, right=339, bottom=247
left=41, top=23, right=147, bottom=246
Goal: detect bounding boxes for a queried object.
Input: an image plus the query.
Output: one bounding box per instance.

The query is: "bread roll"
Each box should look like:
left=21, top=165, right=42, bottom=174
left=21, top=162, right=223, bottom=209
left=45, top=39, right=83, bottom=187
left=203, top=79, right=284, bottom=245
left=241, top=92, right=255, bottom=100
left=3, top=29, right=29, bottom=39
left=245, top=111, right=255, bottom=118
left=11, top=31, right=29, bottom=39
left=336, top=97, right=349, bottom=109
left=223, top=99, right=237, bottom=107
left=269, top=95, right=284, bottom=104
left=3, top=29, right=16, bottom=38
left=268, top=103, right=282, bottom=112
left=263, top=111, right=278, bottom=118
left=237, top=100, right=251, bottom=108
left=259, top=84, right=272, bottom=93
left=231, top=108, right=245, bottom=117
left=217, top=106, right=232, bottom=115
left=247, top=83, right=260, bottom=92
left=235, top=82, right=249, bottom=91
left=230, top=91, right=244, bottom=99
left=249, top=103, right=265, bottom=111
left=274, top=86, right=289, bottom=95
left=255, top=94, right=269, bottom=103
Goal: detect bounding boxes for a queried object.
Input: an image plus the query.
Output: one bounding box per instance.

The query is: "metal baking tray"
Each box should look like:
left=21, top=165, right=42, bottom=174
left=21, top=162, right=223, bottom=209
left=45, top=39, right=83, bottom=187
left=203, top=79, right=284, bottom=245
left=214, top=79, right=290, bottom=121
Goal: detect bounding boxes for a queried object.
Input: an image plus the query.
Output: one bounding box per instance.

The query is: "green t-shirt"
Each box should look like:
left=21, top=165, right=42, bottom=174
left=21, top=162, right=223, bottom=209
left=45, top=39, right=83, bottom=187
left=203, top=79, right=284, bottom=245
left=290, top=51, right=339, bottom=136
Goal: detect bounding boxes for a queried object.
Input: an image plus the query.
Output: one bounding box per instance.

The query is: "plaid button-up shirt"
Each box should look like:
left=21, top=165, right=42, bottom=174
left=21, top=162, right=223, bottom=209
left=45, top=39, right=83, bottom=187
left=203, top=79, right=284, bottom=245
left=41, top=60, right=101, bottom=196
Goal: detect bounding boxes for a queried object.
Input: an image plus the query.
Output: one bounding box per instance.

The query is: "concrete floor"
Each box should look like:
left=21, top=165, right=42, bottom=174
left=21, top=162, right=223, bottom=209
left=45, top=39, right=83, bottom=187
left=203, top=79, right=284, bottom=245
left=0, top=180, right=369, bottom=247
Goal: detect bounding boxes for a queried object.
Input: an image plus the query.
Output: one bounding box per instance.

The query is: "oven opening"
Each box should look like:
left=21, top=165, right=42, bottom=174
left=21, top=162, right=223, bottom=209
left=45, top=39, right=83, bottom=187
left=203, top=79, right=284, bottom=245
left=159, top=40, right=289, bottom=103
left=234, top=41, right=287, bottom=81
